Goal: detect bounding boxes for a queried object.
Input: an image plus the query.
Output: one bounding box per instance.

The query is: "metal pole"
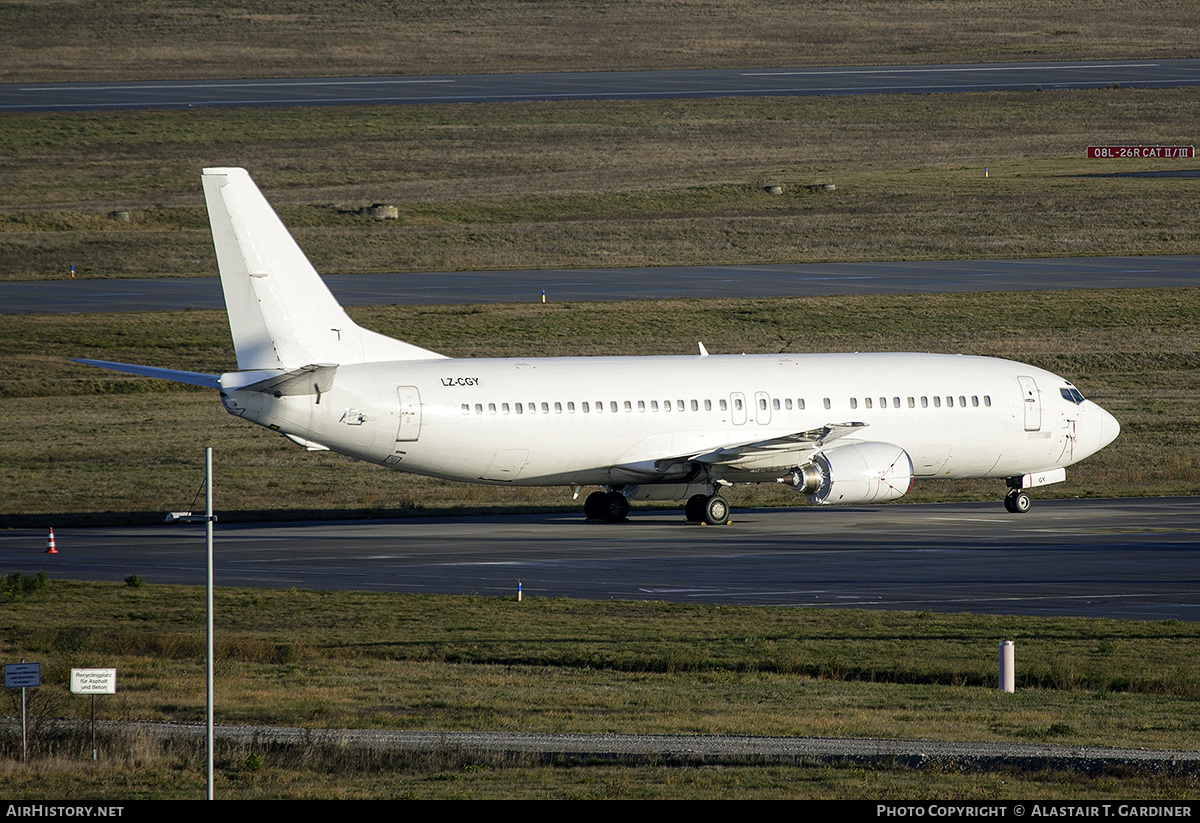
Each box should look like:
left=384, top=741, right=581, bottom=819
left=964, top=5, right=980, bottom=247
left=21, top=684, right=27, bottom=764
left=206, top=447, right=214, bottom=800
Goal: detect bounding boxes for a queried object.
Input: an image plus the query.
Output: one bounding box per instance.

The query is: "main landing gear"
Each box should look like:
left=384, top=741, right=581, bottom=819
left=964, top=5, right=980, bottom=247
left=583, top=489, right=732, bottom=525
left=584, top=490, right=629, bottom=522
left=1004, top=489, right=1032, bottom=514
left=685, top=493, right=731, bottom=526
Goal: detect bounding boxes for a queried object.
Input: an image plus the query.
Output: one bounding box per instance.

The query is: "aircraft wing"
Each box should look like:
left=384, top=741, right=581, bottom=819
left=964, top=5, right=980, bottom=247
left=73, top=359, right=221, bottom=389
left=689, top=422, right=867, bottom=466
left=610, top=422, right=869, bottom=480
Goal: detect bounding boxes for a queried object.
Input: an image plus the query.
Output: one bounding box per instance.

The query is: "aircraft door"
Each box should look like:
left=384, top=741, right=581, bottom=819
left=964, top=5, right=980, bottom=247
left=730, top=392, right=747, bottom=425
left=396, top=386, right=422, bottom=441
left=1017, top=375, right=1041, bottom=431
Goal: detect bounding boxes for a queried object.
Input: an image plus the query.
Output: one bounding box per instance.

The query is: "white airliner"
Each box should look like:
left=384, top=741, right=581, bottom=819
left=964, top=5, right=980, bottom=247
left=78, top=168, right=1120, bottom=524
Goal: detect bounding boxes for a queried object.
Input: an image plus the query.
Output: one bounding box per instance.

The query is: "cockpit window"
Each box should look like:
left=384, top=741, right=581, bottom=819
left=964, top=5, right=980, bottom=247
left=1060, top=387, right=1085, bottom=405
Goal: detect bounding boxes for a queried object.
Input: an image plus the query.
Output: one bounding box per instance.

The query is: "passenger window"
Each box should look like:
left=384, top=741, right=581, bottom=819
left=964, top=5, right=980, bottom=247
left=984, top=395, right=992, bottom=407
left=624, top=400, right=631, bottom=412
left=677, top=399, right=684, bottom=411
left=785, top=399, right=793, bottom=410
left=692, top=399, right=700, bottom=411
left=759, top=398, right=767, bottom=410
left=651, top=400, right=659, bottom=412
left=582, top=402, right=590, bottom=413
left=933, top=397, right=941, bottom=408
left=475, top=403, right=483, bottom=414
left=567, top=402, right=575, bottom=413
left=823, top=398, right=831, bottom=410
left=959, top=395, right=966, bottom=407
left=488, top=403, right=496, bottom=415
left=638, top=400, right=645, bottom=412
left=971, top=396, right=979, bottom=407
left=865, top=397, right=873, bottom=409
left=554, top=402, right=562, bottom=413
left=610, top=401, right=618, bottom=413
left=502, top=403, right=510, bottom=414
left=720, top=399, right=728, bottom=411
left=893, top=397, right=901, bottom=408
left=921, top=396, right=928, bottom=408
left=908, top=397, right=915, bottom=408
left=798, top=398, right=806, bottom=410
left=850, top=398, right=858, bottom=409
left=704, top=399, right=712, bottom=411
left=461, top=404, right=470, bottom=415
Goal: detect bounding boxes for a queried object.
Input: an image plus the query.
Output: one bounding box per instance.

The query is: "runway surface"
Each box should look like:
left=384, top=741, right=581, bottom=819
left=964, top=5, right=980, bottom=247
left=6, top=497, right=1197, bottom=621
left=6, top=255, right=1198, bottom=314
left=5, top=59, right=1200, bottom=111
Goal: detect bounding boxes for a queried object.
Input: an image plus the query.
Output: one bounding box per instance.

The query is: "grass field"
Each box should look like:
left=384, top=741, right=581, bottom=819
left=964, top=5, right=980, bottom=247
left=3, top=579, right=1200, bottom=798
left=4, top=89, right=1200, bottom=280
left=4, top=0, right=1199, bottom=83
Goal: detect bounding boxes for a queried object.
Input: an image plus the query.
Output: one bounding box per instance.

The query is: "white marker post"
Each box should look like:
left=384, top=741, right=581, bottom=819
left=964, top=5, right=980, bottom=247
left=998, top=640, right=1015, bottom=693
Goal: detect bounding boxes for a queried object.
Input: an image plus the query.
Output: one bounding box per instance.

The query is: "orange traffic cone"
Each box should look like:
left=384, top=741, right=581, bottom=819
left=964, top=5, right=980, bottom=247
left=45, top=528, right=58, bottom=554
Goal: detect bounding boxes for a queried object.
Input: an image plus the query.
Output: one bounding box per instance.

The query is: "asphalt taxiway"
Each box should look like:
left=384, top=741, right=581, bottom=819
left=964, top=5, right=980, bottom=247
left=5, top=497, right=1197, bottom=620
left=5, top=255, right=1198, bottom=314
left=5, top=59, right=1200, bottom=111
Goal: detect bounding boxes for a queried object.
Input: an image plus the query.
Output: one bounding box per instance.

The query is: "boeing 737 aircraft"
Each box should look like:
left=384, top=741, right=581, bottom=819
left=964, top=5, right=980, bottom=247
left=78, top=168, right=1120, bottom=524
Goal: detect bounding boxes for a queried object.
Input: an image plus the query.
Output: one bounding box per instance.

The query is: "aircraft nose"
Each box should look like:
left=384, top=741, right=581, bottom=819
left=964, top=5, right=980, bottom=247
left=1097, top=405, right=1120, bottom=450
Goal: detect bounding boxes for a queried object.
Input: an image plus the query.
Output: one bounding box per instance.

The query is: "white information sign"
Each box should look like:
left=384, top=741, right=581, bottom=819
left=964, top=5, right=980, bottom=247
left=70, top=668, right=117, bottom=695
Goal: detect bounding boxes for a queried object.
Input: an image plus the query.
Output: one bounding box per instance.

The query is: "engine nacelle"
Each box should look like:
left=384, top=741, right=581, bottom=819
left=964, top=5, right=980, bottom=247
left=781, top=442, right=914, bottom=505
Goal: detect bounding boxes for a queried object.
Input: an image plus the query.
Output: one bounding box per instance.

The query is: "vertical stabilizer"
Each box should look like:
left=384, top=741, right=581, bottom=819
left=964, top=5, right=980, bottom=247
left=201, top=168, right=444, bottom=370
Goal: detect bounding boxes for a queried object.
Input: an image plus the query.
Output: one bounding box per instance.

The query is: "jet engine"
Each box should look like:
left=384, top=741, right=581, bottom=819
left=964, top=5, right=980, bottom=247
left=780, top=442, right=914, bottom=505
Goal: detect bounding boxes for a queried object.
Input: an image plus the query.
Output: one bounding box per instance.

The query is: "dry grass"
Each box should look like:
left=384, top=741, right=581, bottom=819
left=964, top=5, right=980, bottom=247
left=2, top=1, right=1198, bottom=83
left=3, top=88, right=1200, bottom=280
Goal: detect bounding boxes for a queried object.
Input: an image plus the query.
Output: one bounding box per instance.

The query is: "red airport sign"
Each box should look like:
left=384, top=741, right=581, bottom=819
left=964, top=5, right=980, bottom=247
left=1088, top=146, right=1194, bottom=159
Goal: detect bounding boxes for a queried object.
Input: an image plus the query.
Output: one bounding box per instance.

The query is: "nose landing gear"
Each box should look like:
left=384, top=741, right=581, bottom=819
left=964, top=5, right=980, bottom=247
left=1004, top=489, right=1032, bottom=513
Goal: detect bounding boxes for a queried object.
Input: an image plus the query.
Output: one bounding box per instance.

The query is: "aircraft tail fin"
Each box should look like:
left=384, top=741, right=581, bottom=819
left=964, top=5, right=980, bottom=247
left=201, top=168, right=444, bottom=370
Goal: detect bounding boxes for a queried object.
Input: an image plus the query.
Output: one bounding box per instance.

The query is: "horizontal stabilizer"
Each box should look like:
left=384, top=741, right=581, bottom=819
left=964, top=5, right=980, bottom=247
left=73, top=359, right=220, bottom=389
left=220, top=363, right=338, bottom=396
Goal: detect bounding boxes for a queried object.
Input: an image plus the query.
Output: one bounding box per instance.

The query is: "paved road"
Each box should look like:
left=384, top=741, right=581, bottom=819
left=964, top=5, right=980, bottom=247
left=5, top=59, right=1200, bottom=112
left=7, top=498, right=1197, bottom=620
left=7, top=255, right=1198, bottom=314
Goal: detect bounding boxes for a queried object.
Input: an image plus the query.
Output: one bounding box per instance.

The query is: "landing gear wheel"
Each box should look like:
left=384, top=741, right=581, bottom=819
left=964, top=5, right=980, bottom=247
left=1004, top=490, right=1032, bottom=514
left=603, top=491, right=630, bottom=522
left=583, top=490, right=608, bottom=521
left=684, top=494, right=707, bottom=522
left=703, top=495, right=730, bottom=525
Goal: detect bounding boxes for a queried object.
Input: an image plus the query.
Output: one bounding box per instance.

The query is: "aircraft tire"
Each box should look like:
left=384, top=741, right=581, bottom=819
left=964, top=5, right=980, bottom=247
left=703, top=495, right=730, bottom=525
left=583, top=490, right=608, bottom=521
left=1005, top=490, right=1032, bottom=514
left=684, top=494, right=707, bottom=522
left=604, top=491, right=630, bottom=521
